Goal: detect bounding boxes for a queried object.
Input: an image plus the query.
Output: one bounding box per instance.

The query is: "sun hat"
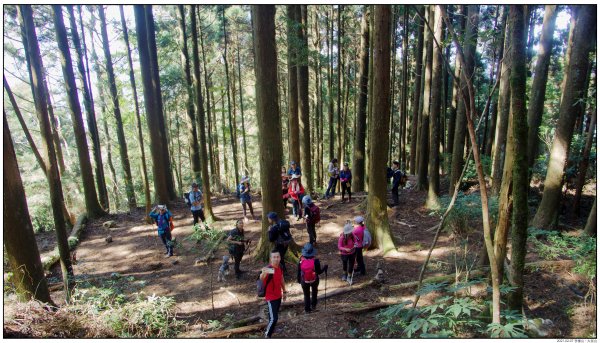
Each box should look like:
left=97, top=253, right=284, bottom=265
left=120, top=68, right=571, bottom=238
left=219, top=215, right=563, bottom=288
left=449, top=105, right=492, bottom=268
left=267, top=212, right=278, bottom=220
left=290, top=161, right=296, bottom=165
left=157, top=204, right=166, bottom=210
left=191, top=182, right=198, bottom=188
left=241, top=176, right=250, bottom=183
left=343, top=222, right=354, bottom=234
left=301, top=243, right=317, bottom=257
left=354, top=216, right=365, bottom=224
left=302, top=195, right=312, bottom=205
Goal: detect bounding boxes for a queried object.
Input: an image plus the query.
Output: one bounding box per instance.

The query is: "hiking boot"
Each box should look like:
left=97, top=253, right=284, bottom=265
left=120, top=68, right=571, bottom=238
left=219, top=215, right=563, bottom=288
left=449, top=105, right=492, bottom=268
left=304, top=309, right=312, bottom=314
left=341, top=275, right=347, bottom=281
left=347, top=277, right=353, bottom=285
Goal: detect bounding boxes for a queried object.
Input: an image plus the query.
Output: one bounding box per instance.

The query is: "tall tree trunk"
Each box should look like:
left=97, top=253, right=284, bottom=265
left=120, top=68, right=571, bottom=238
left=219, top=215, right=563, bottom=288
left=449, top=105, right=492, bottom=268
left=119, top=5, right=152, bottom=222
left=336, top=5, right=343, bottom=167
left=222, top=7, right=240, bottom=187
left=426, top=6, right=443, bottom=208
left=450, top=5, right=479, bottom=188
left=69, top=5, right=109, bottom=210
left=532, top=6, right=596, bottom=229
left=4, top=111, right=53, bottom=305
left=485, top=7, right=507, bottom=157
left=18, top=4, right=73, bottom=301
left=53, top=5, right=105, bottom=219
left=287, top=5, right=300, bottom=165
left=134, top=5, right=173, bottom=204
left=584, top=197, right=597, bottom=236
left=352, top=7, right=370, bottom=192
left=251, top=5, right=285, bottom=260
left=191, top=5, right=216, bottom=220
left=573, top=109, right=596, bottom=214
left=327, top=8, right=334, bottom=162
left=297, top=5, right=313, bottom=192
left=98, top=6, right=136, bottom=210
left=446, top=7, right=465, bottom=163
left=177, top=5, right=201, bottom=182
left=491, top=12, right=513, bottom=195
left=367, top=5, right=396, bottom=255
left=236, top=32, right=250, bottom=172
left=389, top=7, right=398, bottom=166
left=409, top=12, right=424, bottom=175
left=399, top=7, right=409, bottom=167
left=221, top=89, right=230, bottom=186
left=417, top=6, right=433, bottom=190
left=507, top=5, right=529, bottom=311
left=199, top=23, right=218, bottom=183
left=312, top=10, right=324, bottom=187
left=527, top=5, right=558, bottom=173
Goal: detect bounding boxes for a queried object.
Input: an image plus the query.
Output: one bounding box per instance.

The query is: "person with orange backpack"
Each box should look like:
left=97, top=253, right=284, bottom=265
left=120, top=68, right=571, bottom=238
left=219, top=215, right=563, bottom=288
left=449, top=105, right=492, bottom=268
left=149, top=205, right=174, bottom=257
left=297, top=243, right=328, bottom=313
left=302, top=195, right=320, bottom=245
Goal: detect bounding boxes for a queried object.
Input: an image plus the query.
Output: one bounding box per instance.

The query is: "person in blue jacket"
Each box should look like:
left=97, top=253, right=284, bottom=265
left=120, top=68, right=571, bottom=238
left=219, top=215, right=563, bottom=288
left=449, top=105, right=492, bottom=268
left=388, top=161, right=406, bottom=207
left=288, top=160, right=302, bottom=177
left=149, top=205, right=174, bottom=257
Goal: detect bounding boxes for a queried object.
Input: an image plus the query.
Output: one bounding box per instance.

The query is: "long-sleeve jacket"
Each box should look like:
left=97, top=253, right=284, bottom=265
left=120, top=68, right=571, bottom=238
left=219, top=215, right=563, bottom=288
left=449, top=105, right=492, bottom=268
left=328, top=163, right=339, bottom=178
left=352, top=225, right=366, bottom=248
left=296, top=257, right=327, bottom=284
left=392, top=169, right=404, bottom=190
left=338, top=233, right=358, bottom=255
left=340, top=169, right=352, bottom=183
left=288, top=182, right=305, bottom=201
left=149, top=210, right=172, bottom=234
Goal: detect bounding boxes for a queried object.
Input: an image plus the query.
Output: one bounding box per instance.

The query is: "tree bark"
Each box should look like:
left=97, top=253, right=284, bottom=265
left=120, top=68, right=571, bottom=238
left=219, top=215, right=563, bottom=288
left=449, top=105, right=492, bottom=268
left=119, top=5, right=152, bottom=222
left=532, top=6, right=596, bottom=229
left=399, top=7, right=409, bottom=167
left=3, top=111, right=53, bottom=305
left=584, top=197, right=597, bottom=236
left=297, top=5, right=313, bottom=192
left=287, top=5, right=301, bottom=165
left=18, top=4, right=73, bottom=301
left=446, top=6, right=465, bottom=163
left=222, top=7, right=240, bottom=188
left=336, top=5, right=343, bottom=171
left=251, top=5, right=285, bottom=260
left=417, top=6, right=433, bottom=190
left=236, top=32, right=249, bottom=172
left=191, top=5, right=216, bottom=220
left=507, top=5, right=529, bottom=311
left=426, top=6, right=443, bottom=208
left=409, top=13, right=424, bottom=175
left=527, top=5, right=558, bottom=173
left=573, top=109, right=596, bottom=214
left=367, top=5, right=396, bottom=256
left=352, top=7, right=370, bottom=192
left=68, top=5, right=109, bottom=211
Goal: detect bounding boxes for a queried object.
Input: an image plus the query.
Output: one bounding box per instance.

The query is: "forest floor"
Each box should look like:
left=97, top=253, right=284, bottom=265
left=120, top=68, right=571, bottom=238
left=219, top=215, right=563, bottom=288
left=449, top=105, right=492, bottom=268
left=5, top=176, right=597, bottom=338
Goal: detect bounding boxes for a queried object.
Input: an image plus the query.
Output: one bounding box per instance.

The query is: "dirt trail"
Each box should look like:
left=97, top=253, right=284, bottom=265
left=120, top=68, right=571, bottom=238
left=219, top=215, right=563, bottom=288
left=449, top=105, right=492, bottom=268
left=41, top=176, right=592, bottom=338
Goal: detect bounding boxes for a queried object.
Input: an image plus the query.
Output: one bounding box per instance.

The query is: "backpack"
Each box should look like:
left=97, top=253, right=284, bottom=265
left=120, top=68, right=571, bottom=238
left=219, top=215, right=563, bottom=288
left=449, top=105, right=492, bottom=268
left=300, top=257, right=317, bottom=284
left=169, top=216, right=175, bottom=232
left=307, top=204, right=321, bottom=224
left=184, top=192, right=191, bottom=208
left=277, top=220, right=292, bottom=246
left=257, top=268, right=273, bottom=297
left=362, top=228, right=372, bottom=248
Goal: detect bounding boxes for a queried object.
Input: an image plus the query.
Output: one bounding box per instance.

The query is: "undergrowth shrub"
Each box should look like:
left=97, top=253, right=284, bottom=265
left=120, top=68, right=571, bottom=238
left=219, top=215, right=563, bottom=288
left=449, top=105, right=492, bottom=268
left=31, top=204, right=55, bottom=233
left=436, top=193, right=499, bottom=236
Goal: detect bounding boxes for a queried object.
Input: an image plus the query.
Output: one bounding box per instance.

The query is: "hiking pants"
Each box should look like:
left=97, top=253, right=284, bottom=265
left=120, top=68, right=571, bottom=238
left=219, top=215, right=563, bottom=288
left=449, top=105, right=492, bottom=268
left=241, top=200, right=255, bottom=218
left=292, top=199, right=302, bottom=218
left=301, top=279, right=320, bottom=312
left=340, top=252, right=356, bottom=276
left=325, top=177, right=338, bottom=197
left=355, top=247, right=366, bottom=275
left=392, top=187, right=399, bottom=206
left=265, top=298, right=282, bottom=338
left=306, top=222, right=317, bottom=245
left=192, top=209, right=205, bottom=225
left=341, top=181, right=351, bottom=200
left=159, top=231, right=173, bottom=255
left=232, top=250, right=244, bottom=275
left=276, top=244, right=288, bottom=275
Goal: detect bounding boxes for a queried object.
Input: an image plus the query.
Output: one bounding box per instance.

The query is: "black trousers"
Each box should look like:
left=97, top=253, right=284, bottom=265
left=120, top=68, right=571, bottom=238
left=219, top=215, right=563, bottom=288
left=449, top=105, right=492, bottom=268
left=241, top=201, right=255, bottom=218
left=340, top=252, right=356, bottom=275
left=276, top=244, right=288, bottom=274
left=192, top=209, right=205, bottom=225
left=354, top=247, right=366, bottom=275
left=325, top=177, right=338, bottom=197
left=265, top=298, right=282, bottom=338
left=232, top=250, right=244, bottom=274
left=159, top=231, right=173, bottom=255
left=292, top=199, right=302, bottom=217
left=306, top=222, right=317, bottom=245
left=341, top=181, right=351, bottom=200
left=392, top=187, right=399, bottom=206
left=301, top=279, right=320, bottom=312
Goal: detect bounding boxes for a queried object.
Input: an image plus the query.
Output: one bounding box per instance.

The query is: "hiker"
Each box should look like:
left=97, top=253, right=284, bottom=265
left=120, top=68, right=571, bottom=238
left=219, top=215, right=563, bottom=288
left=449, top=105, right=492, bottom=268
left=281, top=166, right=290, bottom=209
left=260, top=249, right=288, bottom=338
left=268, top=212, right=292, bottom=275
left=288, top=160, right=302, bottom=177
left=302, top=195, right=320, bottom=245
left=238, top=176, right=256, bottom=222
left=226, top=219, right=249, bottom=279
left=340, top=162, right=352, bottom=202
left=287, top=174, right=305, bottom=220
left=324, top=158, right=339, bottom=199
left=388, top=161, right=407, bottom=207
left=188, top=182, right=205, bottom=226
left=338, top=222, right=358, bottom=283
left=352, top=216, right=368, bottom=276
left=148, top=205, right=174, bottom=257
left=297, top=243, right=328, bottom=313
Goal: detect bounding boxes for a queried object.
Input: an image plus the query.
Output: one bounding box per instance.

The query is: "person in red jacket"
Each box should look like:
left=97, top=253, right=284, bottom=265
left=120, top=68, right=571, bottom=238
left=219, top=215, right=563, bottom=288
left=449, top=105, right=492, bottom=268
left=352, top=216, right=367, bottom=276
left=260, top=249, right=288, bottom=338
left=288, top=174, right=305, bottom=220
left=338, top=222, right=358, bottom=283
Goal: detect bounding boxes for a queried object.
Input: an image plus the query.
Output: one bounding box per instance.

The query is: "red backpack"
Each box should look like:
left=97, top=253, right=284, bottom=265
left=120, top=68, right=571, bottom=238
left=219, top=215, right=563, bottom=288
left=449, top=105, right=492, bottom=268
left=300, top=257, right=317, bottom=284
left=308, top=204, right=321, bottom=224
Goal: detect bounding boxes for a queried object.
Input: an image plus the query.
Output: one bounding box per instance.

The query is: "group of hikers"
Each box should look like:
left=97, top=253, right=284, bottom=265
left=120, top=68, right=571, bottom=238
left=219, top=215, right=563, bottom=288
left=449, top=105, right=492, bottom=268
left=147, top=158, right=406, bottom=338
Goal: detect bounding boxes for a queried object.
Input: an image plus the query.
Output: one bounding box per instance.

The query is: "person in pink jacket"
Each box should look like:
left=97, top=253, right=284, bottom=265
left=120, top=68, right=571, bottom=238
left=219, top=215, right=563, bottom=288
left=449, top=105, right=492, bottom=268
left=338, top=222, right=358, bottom=283
left=352, top=216, right=367, bottom=276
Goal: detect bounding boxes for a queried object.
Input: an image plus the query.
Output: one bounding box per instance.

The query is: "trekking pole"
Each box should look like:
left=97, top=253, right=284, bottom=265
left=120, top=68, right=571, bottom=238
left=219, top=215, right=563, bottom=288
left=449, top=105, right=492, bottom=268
left=324, top=270, right=327, bottom=311
left=349, top=263, right=355, bottom=286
